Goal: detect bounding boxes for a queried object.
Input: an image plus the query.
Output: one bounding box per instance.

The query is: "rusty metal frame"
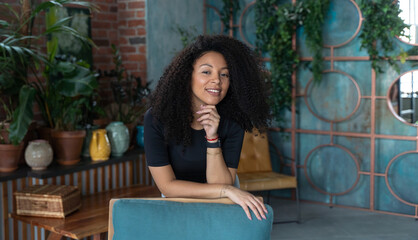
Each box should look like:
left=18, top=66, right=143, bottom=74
left=203, top=0, right=418, bottom=219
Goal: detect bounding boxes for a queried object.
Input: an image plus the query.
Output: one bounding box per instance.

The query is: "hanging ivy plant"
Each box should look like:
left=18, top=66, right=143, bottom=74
left=255, top=1, right=305, bottom=120
left=255, top=0, right=329, bottom=122
left=304, top=0, right=330, bottom=83
left=358, top=0, right=409, bottom=73
left=220, top=0, right=240, bottom=32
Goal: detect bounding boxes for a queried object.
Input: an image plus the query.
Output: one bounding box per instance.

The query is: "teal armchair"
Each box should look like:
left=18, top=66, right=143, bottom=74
left=109, top=197, right=273, bottom=240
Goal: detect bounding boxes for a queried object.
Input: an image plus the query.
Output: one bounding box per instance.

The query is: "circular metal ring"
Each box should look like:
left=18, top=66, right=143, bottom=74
left=304, top=144, right=360, bottom=196
left=387, top=70, right=418, bottom=127
left=304, top=70, right=362, bottom=123
left=385, top=151, right=418, bottom=207
left=322, top=0, right=363, bottom=48
left=239, top=1, right=256, bottom=49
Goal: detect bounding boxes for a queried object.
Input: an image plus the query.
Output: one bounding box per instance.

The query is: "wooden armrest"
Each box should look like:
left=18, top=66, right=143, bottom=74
left=138, top=197, right=263, bottom=204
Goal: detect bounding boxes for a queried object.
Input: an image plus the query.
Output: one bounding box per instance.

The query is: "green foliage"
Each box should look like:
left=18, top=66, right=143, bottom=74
left=0, top=0, right=98, bottom=143
left=174, top=24, right=199, bottom=48
left=8, top=86, right=36, bottom=145
left=220, top=0, right=240, bottom=32
left=106, top=45, right=152, bottom=125
left=304, top=0, right=330, bottom=83
left=358, top=0, right=409, bottom=73
left=255, top=0, right=329, bottom=122
left=43, top=56, right=98, bottom=131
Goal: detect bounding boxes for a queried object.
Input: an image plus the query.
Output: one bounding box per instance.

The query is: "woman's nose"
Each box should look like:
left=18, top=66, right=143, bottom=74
left=211, top=74, right=221, bottom=83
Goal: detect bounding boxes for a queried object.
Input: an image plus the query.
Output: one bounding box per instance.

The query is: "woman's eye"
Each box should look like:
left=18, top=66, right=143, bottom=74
left=202, top=71, right=210, bottom=75
left=220, top=73, right=229, bottom=78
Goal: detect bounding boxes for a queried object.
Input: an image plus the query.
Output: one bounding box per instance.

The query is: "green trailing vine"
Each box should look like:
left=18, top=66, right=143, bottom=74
left=173, top=24, right=199, bottom=48
left=304, top=0, right=330, bottom=83
left=358, top=0, right=409, bottom=73
left=255, top=1, right=305, bottom=120
left=255, top=0, right=329, bottom=121
left=220, top=0, right=240, bottom=32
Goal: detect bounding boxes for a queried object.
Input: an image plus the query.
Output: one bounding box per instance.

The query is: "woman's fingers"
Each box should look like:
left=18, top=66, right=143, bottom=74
left=254, top=196, right=268, bottom=214
left=247, top=201, right=262, bottom=220
left=196, top=105, right=220, bottom=137
left=225, top=186, right=268, bottom=221
left=240, top=204, right=252, bottom=220
left=196, top=113, right=219, bottom=122
left=239, top=198, right=266, bottom=221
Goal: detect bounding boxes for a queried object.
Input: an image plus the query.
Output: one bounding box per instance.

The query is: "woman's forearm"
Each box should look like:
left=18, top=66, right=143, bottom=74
left=206, top=147, right=234, bottom=184
left=148, top=165, right=228, bottom=198
left=160, top=180, right=226, bottom=198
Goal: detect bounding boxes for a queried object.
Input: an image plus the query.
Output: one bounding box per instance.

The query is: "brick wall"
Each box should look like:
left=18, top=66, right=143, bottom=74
left=92, top=0, right=147, bottom=105
left=2, top=0, right=147, bottom=119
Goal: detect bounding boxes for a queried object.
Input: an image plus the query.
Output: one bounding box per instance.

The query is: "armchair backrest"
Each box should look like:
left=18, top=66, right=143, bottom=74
left=109, top=197, right=273, bottom=240
left=238, top=130, right=272, bottom=173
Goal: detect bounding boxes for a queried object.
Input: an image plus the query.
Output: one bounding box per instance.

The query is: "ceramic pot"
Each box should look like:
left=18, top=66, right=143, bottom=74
left=24, top=140, right=53, bottom=171
left=136, top=125, right=144, bottom=148
left=51, top=130, right=86, bottom=165
left=89, top=129, right=111, bottom=161
left=0, top=142, right=24, bottom=172
left=106, top=122, right=129, bottom=157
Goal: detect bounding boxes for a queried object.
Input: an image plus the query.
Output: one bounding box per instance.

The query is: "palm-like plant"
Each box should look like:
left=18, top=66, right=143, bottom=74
left=0, top=0, right=97, bottom=145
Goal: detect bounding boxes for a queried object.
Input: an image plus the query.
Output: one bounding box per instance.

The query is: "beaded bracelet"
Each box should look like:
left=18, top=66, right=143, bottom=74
left=205, top=135, right=219, bottom=141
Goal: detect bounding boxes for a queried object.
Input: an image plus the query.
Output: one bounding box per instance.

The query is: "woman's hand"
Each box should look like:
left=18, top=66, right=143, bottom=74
left=221, top=185, right=268, bottom=221
left=196, top=105, right=220, bottom=139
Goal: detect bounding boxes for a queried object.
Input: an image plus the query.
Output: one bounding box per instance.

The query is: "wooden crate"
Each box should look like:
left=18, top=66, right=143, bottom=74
left=14, top=185, right=81, bottom=218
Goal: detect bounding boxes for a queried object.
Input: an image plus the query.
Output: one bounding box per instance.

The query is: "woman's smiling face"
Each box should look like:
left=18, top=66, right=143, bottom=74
left=191, top=51, right=230, bottom=109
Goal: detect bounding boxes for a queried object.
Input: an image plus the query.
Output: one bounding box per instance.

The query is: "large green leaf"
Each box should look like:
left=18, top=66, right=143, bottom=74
left=54, top=61, right=98, bottom=97
left=8, top=85, right=36, bottom=145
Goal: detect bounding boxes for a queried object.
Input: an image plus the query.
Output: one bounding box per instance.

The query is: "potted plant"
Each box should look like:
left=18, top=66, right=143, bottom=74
left=44, top=54, right=99, bottom=165
left=103, top=44, right=151, bottom=148
left=0, top=0, right=97, bottom=169
left=0, top=88, right=35, bottom=172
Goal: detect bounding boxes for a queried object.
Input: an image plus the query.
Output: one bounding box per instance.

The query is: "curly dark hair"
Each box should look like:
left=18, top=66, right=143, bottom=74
left=150, top=35, right=270, bottom=145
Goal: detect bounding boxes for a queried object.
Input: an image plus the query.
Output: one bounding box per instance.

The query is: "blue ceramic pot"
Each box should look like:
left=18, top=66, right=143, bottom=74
left=136, top=125, right=144, bottom=148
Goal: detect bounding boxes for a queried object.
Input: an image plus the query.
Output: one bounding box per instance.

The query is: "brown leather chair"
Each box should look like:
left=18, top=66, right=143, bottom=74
left=237, top=130, right=301, bottom=223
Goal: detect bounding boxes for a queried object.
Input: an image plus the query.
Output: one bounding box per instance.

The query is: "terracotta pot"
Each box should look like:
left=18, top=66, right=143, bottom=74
left=51, top=130, right=86, bottom=165
left=0, top=142, right=24, bottom=172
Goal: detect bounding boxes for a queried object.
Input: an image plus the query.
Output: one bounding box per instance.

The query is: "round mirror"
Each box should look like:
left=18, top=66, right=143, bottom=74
left=388, top=70, right=418, bottom=126
left=398, top=0, right=418, bottom=45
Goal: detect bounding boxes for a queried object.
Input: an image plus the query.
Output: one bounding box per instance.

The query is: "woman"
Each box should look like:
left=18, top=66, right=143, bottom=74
left=144, top=35, right=271, bottom=220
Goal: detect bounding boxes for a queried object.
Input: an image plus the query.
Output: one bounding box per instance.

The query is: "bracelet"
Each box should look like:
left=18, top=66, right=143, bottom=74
left=205, top=135, right=219, bottom=142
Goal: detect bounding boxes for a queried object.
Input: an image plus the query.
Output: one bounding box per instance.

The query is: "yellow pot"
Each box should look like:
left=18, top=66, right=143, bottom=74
left=89, top=129, right=111, bottom=161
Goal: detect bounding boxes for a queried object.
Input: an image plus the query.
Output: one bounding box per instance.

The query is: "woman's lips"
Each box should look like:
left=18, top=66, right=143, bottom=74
left=206, top=88, right=221, bottom=96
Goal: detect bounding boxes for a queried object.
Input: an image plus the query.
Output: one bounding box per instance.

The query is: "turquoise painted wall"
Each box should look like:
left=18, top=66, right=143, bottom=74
left=146, top=0, right=204, bottom=88
left=148, top=0, right=418, bottom=217
left=206, top=0, right=418, bottom=217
